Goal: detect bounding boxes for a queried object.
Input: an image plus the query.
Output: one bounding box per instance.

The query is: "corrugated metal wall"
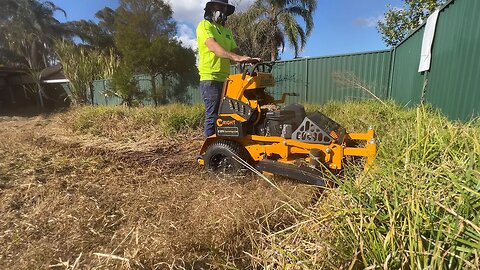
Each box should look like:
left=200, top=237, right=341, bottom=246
left=92, top=74, right=199, bottom=105
left=91, top=80, right=123, bottom=106
left=391, top=0, right=480, bottom=120
left=187, top=84, right=202, bottom=104
left=305, top=51, right=392, bottom=104
left=390, top=28, right=426, bottom=105
left=92, top=75, right=155, bottom=106
left=182, top=50, right=393, bottom=105
left=425, top=0, right=480, bottom=120
left=220, top=50, right=393, bottom=105
left=269, top=59, right=307, bottom=104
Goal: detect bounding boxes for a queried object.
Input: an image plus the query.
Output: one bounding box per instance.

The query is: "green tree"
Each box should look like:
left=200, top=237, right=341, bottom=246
left=165, top=40, right=198, bottom=102
left=115, top=0, right=176, bottom=39
left=66, top=7, right=116, bottom=50
left=378, top=0, right=445, bottom=47
left=109, top=61, right=146, bottom=107
left=228, top=0, right=316, bottom=61
left=114, top=0, right=197, bottom=105
left=226, top=12, right=271, bottom=60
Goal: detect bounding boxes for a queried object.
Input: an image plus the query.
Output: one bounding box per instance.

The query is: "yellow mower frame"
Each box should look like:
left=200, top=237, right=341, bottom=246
left=198, top=62, right=376, bottom=185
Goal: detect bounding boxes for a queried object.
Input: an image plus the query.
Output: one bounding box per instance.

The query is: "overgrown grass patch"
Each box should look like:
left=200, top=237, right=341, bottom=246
left=65, top=104, right=204, bottom=139
left=254, top=101, right=479, bottom=269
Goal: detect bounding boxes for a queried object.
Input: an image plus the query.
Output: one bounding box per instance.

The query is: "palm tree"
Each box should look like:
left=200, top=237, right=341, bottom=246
left=242, top=0, right=317, bottom=61
left=0, top=0, right=69, bottom=69
left=0, top=0, right=71, bottom=109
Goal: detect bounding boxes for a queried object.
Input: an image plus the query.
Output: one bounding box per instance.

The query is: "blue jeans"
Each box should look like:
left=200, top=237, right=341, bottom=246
left=200, top=80, right=223, bottom=137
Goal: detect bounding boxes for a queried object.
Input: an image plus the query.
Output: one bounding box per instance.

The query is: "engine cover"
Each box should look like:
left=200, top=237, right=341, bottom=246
left=292, top=112, right=346, bottom=144
left=264, top=110, right=296, bottom=136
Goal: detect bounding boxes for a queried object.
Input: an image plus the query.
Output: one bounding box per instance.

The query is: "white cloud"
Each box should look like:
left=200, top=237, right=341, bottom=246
left=232, top=0, right=256, bottom=12
left=175, top=23, right=198, bottom=50
left=168, top=0, right=255, bottom=25
left=169, top=0, right=255, bottom=50
left=167, top=0, right=207, bottom=25
left=353, top=15, right=384, bottom=28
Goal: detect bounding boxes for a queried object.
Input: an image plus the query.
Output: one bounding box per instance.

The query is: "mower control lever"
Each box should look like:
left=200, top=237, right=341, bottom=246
left=275, top=92, right=300, bottom=104
left=240, top=61, right=274, bottom=80
left=238, top=58, right=261, bottom=72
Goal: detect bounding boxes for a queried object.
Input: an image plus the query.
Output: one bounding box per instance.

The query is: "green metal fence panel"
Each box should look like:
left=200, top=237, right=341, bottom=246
left=92, top=74, right=195, bottom=106
left=228, top=50, right=392, bottom=105
left=135, top=74, right=158, bottom=106
left=269, top=59, right=307, bottom=104
left=390, top=28, right=425, bottom=105
left=187, top=85, right=202, bottom=104
left=307, top=50, right=392, bottom=104
left=92, top=80, right=122, bottom=106
left=391, top=0, right=480, bottom=120
left=425, top=0, right=480, bottom=120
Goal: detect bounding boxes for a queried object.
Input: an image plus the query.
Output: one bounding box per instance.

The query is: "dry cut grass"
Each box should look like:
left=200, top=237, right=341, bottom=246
left=0, top=109, right=319, bottom=269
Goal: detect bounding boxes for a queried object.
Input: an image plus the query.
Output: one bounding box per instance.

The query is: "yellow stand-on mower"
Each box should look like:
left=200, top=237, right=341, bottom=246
left=198, top=62, right=376, bottom=186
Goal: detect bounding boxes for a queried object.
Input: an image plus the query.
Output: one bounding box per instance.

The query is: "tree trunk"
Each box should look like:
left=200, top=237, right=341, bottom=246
left=161, top=74, right=167, bottom=104
left=270, top=9, right=278, bottom=62
left=89, top=81, right=95, bottom=105
left=151, top=74, right=158, bottom=106
left=36, top=82, right=45, bottom=110
left=30, top=40, right=39, bottom=70
left=270, top=41, right=276, bottom=62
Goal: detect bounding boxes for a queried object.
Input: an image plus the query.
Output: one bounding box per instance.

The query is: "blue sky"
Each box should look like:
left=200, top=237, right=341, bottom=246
left=50, top=0, right=404, bottom=60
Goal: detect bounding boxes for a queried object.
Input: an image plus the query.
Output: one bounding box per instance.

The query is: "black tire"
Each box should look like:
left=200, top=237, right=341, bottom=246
left=204, top=140, right=252, bottom=175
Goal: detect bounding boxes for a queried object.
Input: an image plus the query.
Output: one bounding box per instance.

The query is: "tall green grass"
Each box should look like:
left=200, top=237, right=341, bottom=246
left=255, top=101, right=480, bottom=269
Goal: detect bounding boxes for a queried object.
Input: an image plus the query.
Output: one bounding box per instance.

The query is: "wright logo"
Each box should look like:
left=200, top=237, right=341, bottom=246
left=216, top=118, right=236, bottom=127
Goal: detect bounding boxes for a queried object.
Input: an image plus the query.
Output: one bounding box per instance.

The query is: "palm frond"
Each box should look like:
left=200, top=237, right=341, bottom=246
left=228, top=0, right=316, bottom=60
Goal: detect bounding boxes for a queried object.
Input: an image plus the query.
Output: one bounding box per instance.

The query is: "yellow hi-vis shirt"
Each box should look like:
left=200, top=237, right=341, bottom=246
left=196, top=19, right=237, bottom=82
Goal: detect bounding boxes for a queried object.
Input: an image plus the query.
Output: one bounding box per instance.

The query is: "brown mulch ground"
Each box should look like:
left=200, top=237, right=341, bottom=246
left=0, top=114, right=319, bottom=269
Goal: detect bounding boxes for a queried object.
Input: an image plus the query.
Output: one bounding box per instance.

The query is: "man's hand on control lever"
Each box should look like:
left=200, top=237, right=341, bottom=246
left=233, top=55, right=261, bottom=63
left=248, top=57, right=262, bottom=63
left=234, top=56, right=262, bottom=65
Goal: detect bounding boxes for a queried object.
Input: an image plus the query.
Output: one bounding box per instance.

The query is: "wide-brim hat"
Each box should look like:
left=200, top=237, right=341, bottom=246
left=204, top=0, right=235, bottom=16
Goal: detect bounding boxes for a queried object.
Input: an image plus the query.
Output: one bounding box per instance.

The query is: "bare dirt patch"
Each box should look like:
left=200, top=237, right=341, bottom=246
left=0, top=114, right=319, bottom=269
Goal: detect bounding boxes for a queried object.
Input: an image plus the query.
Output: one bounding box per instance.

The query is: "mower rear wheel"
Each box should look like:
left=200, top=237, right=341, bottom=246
left=204, top=140, right=252, bottom=175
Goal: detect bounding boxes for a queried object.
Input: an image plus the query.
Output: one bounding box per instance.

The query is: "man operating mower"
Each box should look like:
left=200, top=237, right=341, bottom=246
left=196, top=0, right=259, bottom=137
